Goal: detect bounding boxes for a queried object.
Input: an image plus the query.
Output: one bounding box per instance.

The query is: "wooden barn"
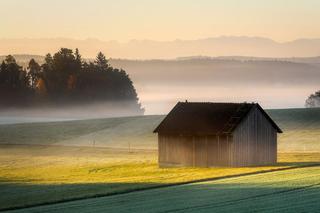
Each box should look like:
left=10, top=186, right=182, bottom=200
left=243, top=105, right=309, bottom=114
left=154, top=102, right=282, bottom=167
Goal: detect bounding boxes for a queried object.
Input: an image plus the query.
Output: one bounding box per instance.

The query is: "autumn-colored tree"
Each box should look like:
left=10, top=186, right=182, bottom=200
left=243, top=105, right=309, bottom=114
left=67, top=74, right=77, bottom=91
left=27, top=59, right=41, bottom=89
left=0, top=49, right=144, bottom=114
left=35, top=78, right=47, bottom=96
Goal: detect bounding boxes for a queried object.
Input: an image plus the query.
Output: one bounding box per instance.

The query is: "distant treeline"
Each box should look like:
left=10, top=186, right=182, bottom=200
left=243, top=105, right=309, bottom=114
left=0, top=48, right=143, bottom=113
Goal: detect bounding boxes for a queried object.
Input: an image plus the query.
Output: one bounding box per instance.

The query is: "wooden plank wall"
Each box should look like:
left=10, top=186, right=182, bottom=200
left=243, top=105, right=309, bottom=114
left=158, top=134, right=231, bottom=167
left=158, top=106, right=277, bottom=168
left=232, top=107, right=277, bottom=167
left=158, top=134, right=193, bottom=167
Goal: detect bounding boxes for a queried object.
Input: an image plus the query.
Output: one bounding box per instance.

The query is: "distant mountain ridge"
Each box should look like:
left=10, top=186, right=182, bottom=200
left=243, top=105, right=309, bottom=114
left=175, top=55, right=320, bottom=65
left=1, top=36, right=320, bottom=59
left=2, top=54, right=320, bottom=68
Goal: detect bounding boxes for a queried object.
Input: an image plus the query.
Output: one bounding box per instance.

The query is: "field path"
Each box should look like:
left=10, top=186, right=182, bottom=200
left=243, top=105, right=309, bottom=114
left=4, top=164, right=320, bottom=213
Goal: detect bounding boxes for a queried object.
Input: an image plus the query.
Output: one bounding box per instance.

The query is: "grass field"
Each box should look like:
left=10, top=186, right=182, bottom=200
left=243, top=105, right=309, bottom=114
left=0, top=107, right=320, bottom=212
left=1, top=108, right=320, bottom=152
left=0, top=115, right=162, bottom=149
left=1, top=145, right=319, bottom=211
left=8, top=165, right=320, bottom=213
left=269, top=108, right=320, bottom=152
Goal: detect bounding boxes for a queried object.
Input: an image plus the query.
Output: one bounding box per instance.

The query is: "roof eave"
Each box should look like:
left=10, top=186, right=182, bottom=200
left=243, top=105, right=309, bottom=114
left=153, top=102, right=181, bottom=133
left=255, top=104, right=283, bottom=133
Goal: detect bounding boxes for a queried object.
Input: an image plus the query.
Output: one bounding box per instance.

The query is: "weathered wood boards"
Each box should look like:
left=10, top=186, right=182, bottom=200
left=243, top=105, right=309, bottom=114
left=156, top=102, right=281, bottom=167
left=159, top=134, right=231, bottom=167
left=232, top=107, right=277, bottom=167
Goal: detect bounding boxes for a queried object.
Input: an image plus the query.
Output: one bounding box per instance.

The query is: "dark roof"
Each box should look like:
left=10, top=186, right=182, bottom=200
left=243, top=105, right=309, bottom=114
left=154, top=102, right=282, bottom=135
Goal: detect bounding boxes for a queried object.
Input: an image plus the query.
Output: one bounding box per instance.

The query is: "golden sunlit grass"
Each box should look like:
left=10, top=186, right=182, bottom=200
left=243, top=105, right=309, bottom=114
left=1, top=144, right=319, bottom=210
left=1, top=145, right=318, bottom=185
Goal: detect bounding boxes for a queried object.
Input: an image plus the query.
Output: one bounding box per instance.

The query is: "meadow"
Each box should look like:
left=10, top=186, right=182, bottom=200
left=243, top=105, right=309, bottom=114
left=0, top=107, right=320, bottom=212
left=1, top=145, right=319, bottom=211
left=0, top=115, right=162, bottom=149
left=10, top=165, right=319, bottom=213
left=1, top=108, right=320, bottom=152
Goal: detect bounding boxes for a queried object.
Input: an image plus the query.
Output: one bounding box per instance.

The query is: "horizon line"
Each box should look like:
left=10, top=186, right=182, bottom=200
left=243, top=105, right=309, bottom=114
left=1, top=35, right=320, bottom=44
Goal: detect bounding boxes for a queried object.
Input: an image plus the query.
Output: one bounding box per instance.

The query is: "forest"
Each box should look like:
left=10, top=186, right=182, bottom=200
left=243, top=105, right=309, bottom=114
left=0, top=48, right=144, bottom=114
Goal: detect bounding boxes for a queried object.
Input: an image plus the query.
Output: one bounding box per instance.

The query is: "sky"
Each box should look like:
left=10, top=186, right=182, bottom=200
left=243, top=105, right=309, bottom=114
left=1, top=0, right=320, bottom=42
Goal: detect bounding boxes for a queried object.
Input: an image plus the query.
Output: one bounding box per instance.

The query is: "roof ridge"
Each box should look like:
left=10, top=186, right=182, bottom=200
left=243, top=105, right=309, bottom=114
left=178, top=101, right=256, bottom=104
left=154, top=101, right=281, bottom=134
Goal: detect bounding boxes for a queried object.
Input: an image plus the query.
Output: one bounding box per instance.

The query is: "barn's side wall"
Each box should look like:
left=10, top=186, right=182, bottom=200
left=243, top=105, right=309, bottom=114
left=158, top=134, right=230, bottom=167
left=231, top=107, right=277, bottom=167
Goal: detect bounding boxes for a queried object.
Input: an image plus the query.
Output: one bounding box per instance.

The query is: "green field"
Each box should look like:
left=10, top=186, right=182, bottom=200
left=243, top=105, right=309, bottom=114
left=1, top=108, right=320, bottom=152
left=0, top=107, right=320, bottom=212
left=269, top=108, right=320, bottom=152
left=0, top=115, right=163, bottom=149
left=7, top=165, right=320, bottom=213
left=3, top=145, right=319, bottom=211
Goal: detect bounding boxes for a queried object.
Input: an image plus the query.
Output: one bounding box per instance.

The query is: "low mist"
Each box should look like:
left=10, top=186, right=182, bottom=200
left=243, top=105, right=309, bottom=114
left=1, top=56, right=319, bottom=117
left=0, top=101, right=144, bottom=124
left=109, top=59, right=320, bottom=114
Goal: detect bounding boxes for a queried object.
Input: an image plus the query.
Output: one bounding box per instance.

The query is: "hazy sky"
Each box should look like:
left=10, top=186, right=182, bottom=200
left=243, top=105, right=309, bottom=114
left=1, top=0, right=320, bottom=42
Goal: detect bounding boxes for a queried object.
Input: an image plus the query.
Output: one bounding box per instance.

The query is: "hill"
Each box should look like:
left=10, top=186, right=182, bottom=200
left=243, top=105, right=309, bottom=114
left=1, top=107, right=320, bottom=152
left=1, top=54, right=319, bottom=114
left=5, top=54, right=320, bottom=113
left=0, top=115, right=163, bottom=149
left=0, top=54, right=44, bottom=68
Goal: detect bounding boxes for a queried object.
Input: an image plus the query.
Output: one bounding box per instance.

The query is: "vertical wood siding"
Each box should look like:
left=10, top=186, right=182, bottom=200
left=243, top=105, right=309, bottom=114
left=158, top=106, right=278, bottom=167
left=231, top=107, right=277, bottom=166
left=159, top=134, right=230, bottom=167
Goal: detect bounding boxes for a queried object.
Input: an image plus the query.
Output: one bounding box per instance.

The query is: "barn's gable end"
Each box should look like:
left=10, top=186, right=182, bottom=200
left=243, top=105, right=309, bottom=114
left=231, top=106, right=277, bottom=166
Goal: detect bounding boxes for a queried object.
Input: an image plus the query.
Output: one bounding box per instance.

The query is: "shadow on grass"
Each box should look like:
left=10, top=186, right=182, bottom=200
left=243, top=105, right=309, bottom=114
left=2, top=168, right=320, bottom=213
left=1, top=162, right=320, bottom=211
left=272, top=161, right=320, bottom=167
left=0, top=180, right=160, bottom=211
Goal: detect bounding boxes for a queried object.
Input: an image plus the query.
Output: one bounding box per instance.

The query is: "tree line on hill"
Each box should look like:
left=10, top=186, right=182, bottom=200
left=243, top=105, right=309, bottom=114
left=0, top=48, right=143, bottom=114
left=305, top=90, right=320, bottom=108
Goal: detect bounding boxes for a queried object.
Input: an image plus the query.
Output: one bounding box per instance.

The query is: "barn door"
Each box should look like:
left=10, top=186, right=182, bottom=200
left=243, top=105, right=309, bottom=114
left=194, top=136, right=208, bottom=167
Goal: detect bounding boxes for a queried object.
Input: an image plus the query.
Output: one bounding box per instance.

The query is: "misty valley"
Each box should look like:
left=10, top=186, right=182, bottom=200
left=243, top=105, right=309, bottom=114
left=1, top=53, right=320, bottom=115
left=1, top=1, right=320, bottom=212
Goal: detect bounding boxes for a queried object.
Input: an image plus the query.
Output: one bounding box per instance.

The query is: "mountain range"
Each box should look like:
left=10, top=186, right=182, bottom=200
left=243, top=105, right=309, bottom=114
left=1, top=36, right=320, bottom=113
left=1, top=36, right=320, bottom=59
